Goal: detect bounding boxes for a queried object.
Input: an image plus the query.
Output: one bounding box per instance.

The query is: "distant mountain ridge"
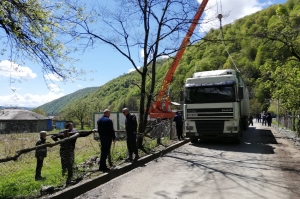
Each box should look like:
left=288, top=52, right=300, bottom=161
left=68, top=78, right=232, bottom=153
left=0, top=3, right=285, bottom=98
left=38, top=87, right=98, bottom=115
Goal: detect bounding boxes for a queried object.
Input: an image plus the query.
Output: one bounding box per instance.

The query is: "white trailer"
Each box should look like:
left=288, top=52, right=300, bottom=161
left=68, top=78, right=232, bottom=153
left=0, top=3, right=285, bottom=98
left=183, top=69, right=249, bottom=143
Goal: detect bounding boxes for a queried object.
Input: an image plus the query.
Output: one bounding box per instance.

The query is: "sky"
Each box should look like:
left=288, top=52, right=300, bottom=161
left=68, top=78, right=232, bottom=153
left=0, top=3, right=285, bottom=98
left=0, top=0, right=287, bottom=108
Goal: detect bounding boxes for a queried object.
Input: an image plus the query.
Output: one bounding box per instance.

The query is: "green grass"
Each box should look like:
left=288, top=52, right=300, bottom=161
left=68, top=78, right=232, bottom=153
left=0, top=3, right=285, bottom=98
left=0, top=133, right=173, bottom=198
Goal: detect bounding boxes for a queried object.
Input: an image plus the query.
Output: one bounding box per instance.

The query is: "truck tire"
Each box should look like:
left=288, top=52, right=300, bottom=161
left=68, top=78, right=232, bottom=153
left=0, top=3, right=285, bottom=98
left=234, top=131, right=242, bottom=144
left=190, top=138, right=198, bottom=143
left=242, top=117, right=248, bottom=130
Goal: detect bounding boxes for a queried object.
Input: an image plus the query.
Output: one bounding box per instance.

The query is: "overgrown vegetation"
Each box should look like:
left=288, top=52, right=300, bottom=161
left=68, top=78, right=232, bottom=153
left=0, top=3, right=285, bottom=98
left=0, top=132, right=173, bottom=198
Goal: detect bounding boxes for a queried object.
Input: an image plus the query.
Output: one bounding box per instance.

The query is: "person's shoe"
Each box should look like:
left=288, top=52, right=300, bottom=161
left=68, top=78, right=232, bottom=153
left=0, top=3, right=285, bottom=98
left=125, top=154, right=133, bottom=162
left=133, top=154, right=139, bottom=162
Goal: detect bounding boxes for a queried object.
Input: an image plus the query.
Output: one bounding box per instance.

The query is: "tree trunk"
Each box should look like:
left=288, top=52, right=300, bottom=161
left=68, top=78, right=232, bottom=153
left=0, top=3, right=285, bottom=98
left=293, top=111, right=296, bottom=131
left=137, top=69, right=147, bottom=148
left=80, top=121, right=84, bottom=130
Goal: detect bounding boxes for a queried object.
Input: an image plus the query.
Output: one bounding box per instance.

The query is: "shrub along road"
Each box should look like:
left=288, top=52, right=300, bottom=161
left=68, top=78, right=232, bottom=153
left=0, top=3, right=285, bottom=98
left=76, top=122, right=300, bottom=199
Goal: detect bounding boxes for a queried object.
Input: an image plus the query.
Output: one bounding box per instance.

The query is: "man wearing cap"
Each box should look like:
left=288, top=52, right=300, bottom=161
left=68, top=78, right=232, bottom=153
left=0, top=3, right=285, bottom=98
left=52, top=122, right=92, bottom=176
left=35, top=131, right=47, bottom=180
left=97, top=109, right=116, bottom=171
left=122, top=108, right=139, bottom=162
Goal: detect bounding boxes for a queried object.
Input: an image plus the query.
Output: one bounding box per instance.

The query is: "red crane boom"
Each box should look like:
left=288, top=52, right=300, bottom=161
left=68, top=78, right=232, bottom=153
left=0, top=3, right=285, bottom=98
left=149, top=0, right=209, bottom=119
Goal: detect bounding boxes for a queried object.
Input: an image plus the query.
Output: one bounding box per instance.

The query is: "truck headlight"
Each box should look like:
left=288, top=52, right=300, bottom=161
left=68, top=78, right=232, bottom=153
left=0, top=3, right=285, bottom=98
left=186, top=126, right=194, bottom=130
left=226, top=126, right=238, bottom=131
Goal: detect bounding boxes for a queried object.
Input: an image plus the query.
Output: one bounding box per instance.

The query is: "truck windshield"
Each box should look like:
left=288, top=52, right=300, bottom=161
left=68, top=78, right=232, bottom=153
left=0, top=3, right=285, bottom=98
left=185, top=85, right=236, bottom=104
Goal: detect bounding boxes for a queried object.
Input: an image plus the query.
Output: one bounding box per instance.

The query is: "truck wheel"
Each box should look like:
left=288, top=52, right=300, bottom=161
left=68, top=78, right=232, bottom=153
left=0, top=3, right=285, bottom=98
left=234, top=131, right=242, bottom=144
left=242, top=117, right=248, bottom=130
left=234, top=137, right=241, bottom=144
left=190, top=138, right=198, bottom=143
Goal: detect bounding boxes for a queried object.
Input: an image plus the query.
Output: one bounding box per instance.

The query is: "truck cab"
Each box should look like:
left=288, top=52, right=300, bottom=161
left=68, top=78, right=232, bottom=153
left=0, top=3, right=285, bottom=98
left=183, top=69, right=249, bottom=143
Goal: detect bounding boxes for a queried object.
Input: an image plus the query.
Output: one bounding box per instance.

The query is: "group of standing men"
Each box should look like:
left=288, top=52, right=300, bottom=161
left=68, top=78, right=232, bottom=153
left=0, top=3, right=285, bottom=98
left=35, top=108, right=140, bottom=179
left=35, top=108, right=185, bottom=178
left=97, top=108, right=139, bottom=171
left=255, top=111, right=272, bottom=126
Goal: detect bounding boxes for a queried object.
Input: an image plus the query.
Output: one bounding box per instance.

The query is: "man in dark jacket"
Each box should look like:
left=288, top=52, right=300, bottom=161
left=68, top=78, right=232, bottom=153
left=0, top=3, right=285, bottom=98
left=35, top=131, right=47, bottom=180
left=173, top=112, right=184, bottom=140
left=249, top=114, right=254, bottom=126
left=97, top=109, right=116, bottom=171
left=122, top=108, right=139, bottom=162
left=267, top=111, right=272, bottom=127
left=52, top=122, right=92, bottom=175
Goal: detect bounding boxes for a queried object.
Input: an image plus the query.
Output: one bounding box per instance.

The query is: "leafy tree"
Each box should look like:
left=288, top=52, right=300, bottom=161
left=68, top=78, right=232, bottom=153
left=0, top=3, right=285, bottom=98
left=62, top=99, right=90, bottom=130
left=0, top=0, right=83, bottom=81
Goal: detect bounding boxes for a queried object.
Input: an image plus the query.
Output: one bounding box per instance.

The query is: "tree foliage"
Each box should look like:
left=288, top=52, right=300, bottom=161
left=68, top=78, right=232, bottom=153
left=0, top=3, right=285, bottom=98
left=62, top=98, right=90, bottom=130
left=0, top=0, right=83, bottom=80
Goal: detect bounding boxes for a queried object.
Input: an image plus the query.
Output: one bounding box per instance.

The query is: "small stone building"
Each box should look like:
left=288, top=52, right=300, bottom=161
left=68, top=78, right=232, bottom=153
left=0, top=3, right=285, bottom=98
left=0, top=108, right=51, bottom=133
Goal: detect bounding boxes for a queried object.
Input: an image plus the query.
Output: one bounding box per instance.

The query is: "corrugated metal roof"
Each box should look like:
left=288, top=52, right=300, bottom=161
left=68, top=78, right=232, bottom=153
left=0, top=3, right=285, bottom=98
left=0, top=109, right=49, bottom=120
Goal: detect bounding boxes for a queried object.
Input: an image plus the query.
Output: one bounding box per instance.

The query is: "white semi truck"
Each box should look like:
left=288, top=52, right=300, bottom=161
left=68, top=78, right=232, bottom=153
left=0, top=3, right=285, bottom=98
left=183, top=69, right=249, bottom=143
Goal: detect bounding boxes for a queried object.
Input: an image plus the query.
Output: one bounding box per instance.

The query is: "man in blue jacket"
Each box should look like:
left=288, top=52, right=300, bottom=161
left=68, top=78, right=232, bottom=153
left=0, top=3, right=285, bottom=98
left=97, top=109, right=116, bottom=171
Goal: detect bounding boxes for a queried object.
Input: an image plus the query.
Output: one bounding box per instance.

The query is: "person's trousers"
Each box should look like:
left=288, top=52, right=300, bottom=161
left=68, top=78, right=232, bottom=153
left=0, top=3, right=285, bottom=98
left=100, top=136, right=112, bottom=169
left=60, top=147, right=75, bottom=174
left=176, top=125, right=183, bottom=140
left=127, top=133, right=138, bottom=155
left=35, top=157, right=44, bottom=178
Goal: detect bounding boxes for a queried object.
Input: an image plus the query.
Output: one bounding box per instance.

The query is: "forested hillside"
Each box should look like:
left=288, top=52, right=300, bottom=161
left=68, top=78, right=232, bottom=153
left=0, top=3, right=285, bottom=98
left=38, top=87, right=98, bottom=115
left=56, top=0, right=299, bottom=124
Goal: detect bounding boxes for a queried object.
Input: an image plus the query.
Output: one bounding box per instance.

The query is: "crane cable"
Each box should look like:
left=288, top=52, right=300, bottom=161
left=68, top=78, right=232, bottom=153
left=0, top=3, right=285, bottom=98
left=217, top=0, right=240, bottom=73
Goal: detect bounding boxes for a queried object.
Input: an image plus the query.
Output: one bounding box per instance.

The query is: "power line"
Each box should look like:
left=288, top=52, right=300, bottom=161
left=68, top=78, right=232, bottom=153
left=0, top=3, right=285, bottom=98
left=217, top=8, right=240, bottom=73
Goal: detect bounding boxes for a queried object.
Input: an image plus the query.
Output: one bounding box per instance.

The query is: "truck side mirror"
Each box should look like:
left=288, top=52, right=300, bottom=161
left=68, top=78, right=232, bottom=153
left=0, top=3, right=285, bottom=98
left=238, top=87, right=244, bottom=100
left=180, top=90, right=184, bottom=102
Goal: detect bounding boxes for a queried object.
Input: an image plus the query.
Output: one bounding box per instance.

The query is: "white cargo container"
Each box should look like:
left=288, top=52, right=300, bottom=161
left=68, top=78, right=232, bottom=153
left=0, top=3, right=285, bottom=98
left=183, top=69, right=249, bottom=143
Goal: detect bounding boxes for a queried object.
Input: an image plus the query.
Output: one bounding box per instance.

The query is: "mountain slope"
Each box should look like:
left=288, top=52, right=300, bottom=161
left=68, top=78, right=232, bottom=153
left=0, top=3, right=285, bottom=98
left=51, top=0, right=300, bottom=116
left=38, top=87, right=98, bottom=115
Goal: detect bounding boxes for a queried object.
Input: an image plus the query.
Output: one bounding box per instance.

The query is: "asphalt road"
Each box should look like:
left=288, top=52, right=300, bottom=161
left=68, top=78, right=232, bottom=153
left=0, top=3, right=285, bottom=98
left=76, top=122, right=300, bottom=199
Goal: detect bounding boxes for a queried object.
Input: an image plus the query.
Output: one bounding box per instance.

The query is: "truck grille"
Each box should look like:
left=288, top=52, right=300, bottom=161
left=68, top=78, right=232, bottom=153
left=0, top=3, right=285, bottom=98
left=195, top=120, right=224, bottom=134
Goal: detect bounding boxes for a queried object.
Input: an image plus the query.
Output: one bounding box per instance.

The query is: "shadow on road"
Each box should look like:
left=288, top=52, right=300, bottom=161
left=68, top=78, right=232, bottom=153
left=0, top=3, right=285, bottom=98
left=189, top=127, right=277, bottom=154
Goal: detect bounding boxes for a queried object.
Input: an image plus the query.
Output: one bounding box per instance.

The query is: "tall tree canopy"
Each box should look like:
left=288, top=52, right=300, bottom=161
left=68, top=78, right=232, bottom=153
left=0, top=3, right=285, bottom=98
left=0, top=0, right=81, bottom=80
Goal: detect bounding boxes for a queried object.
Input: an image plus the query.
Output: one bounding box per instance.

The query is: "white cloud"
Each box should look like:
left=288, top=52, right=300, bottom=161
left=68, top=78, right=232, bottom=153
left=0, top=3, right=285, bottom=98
left=77, top=84, right=82, bottom=88
left=48, top=83, right=62, bottom=92
left=45, top=73, right=63, bottom=81
left=158, top=55, right=170, bottom=59
left=199, top=0, right=272, bottom=33
left=127, top=66, right=141, bottom=73
left=128, top=68, right=136, bottom=73
left=0, top=60, right=37, bottom=79
left=140, top=49, right=144, bottom=58
left=0, top=92, right=64, bottom=107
